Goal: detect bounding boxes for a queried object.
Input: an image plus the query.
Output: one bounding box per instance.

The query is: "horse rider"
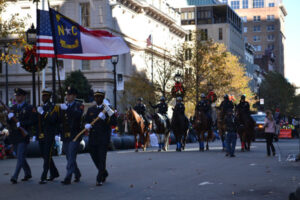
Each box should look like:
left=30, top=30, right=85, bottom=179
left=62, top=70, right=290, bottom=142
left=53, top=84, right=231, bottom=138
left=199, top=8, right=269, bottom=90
left=220, top=94, right=234, bottom=117
left=150, top=96, right=170, bottom=129
left=236, top=95, right=250, bottom=115
left=174, top=97, right=185, bottom=115
left=134, top=98, right=149, bottom=130
left=37, top=88, right=60, bottom=184
left=195, top=93, right=212, bottom=128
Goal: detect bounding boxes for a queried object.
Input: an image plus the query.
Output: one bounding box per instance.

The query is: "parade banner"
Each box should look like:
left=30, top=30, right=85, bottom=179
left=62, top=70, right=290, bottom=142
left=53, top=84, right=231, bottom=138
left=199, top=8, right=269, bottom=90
left=37, top=9, right=129, bottom=60
left=278, top=129, right=292, bottom=139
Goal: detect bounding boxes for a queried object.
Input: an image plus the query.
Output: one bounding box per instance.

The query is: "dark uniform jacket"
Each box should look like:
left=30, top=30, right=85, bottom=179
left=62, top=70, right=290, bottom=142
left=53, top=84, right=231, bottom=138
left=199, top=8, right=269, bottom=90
left=134, top=103, right=146, bottom=116
left=38, top=102, right=60, bottom=142
left=85, top=105, right=117, bottom=145
left=174, top=103, right=185, bottom=115
left=151, top=103, right=168, bottom=115
left=224, top=114, right=238, bottom=133
left=196, top=100, right=210, bottom=113
left=60, top=101, right=84, bottom=142
left=8, top=102, right=37, bottom=144
left=237, top=101, right=250, bottom=114
left=220, top=99, right=234, bottom=113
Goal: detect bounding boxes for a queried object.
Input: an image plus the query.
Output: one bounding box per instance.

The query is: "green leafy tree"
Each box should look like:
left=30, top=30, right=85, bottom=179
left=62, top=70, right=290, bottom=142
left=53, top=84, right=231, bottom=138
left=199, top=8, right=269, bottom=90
left=260, top=72, right=296, bottom=116
left=64, top=70, right=92, bottom=102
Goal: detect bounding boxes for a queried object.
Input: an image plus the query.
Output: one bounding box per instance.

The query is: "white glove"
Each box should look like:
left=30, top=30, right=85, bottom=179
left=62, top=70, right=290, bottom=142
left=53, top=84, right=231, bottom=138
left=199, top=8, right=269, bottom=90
left=60, top=103, right=68, bottom=110
left=85, top=124, right=92, bottom=130
left=103, top=99, right=111, bottom=106
left=37, top=106, right=44, bottom=115
left=98, top=112, right=106, bottom=120
left=16, top=122, right=20, bottom=128
left=8, top=113, right=14, bottom=120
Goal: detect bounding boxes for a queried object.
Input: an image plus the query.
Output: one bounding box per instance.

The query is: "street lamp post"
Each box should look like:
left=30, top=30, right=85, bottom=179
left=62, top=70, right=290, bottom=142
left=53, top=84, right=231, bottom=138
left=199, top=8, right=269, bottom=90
left=4, top=45, right=9, bottom=106
left=26, top=24, right=37, bottom=107
left=111, top=55, right=119, bottom=109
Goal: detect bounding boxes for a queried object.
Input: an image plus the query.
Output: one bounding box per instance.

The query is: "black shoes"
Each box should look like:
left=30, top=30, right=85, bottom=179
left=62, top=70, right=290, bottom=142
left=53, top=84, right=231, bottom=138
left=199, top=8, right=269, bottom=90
left=10, top=178, right=17, bottom=184
left=47, top=175, right=59, bottom=181
left=96, top=181, right=103, bottom=186
left=21, top=175, right=32, bottom=181
left=74, top=177, right=80, bottom=183
left=39, top=180, right=47, bottom=184
left=61, top=179, right=71, bottom=185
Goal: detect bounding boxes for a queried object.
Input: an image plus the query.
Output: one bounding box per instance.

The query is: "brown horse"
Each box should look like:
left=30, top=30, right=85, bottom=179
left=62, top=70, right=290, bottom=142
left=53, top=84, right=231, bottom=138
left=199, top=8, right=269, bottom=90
left=171, top=109, right=189, bottom=152
left=216, top=108, right=226, bottom=151
left=236, top=109, right=255, bottom=151
left=193, top=110, right=214, bottom=151
left=126, top=108, right=151, bottom=152
left=152, top=113, right=170, bottom=151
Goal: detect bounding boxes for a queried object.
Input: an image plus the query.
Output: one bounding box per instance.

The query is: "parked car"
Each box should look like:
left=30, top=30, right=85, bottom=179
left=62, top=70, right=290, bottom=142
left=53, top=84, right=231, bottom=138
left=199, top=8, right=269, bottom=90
left=251, top=112, right=278, bottom=141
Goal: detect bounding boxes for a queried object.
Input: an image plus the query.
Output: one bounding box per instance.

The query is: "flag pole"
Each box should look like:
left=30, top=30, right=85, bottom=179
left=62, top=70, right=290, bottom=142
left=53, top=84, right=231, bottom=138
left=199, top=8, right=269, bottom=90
left=41, top=0, right=46, bottom=90
left=151, top=36, right=153, bottom=84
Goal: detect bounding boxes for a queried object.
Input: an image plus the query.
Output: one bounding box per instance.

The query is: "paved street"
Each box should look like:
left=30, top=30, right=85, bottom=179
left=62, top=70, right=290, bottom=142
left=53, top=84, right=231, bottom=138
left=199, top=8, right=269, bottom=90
left=0, top=139, right=300, bottom=200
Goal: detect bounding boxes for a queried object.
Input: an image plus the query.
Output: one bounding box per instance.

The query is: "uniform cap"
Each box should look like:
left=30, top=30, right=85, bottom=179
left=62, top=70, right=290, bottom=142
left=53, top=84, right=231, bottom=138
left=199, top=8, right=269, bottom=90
left=14, top=88, right=27, bottom=96
left=201, top=93, right=206, bottom=98
left=224, top=94, right=229, bottom=99
left=241, top=95, right=246, bottom=99
left=42, top=88, right=52, bottom=96
left=94, top=89, right=105, bottom=97
left=138, top=97, right=143, bottom=101
left=160, top=96, right=165, bottom=101
left=176, top=97, right=182, bottom=101
left=65, top=86, right=78, bottom=95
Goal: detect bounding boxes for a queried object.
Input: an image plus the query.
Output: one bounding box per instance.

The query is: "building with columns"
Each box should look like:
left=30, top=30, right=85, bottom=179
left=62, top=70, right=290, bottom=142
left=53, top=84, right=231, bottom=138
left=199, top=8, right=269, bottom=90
left=0, top=0, right=186, bottom=110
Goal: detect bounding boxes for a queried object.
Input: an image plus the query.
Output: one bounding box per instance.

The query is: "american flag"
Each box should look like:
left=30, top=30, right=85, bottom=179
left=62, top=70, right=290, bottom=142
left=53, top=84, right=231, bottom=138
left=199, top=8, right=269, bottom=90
left=37, top=9, right=55, bottom=58
left=146, top=34, right=152, bottom=47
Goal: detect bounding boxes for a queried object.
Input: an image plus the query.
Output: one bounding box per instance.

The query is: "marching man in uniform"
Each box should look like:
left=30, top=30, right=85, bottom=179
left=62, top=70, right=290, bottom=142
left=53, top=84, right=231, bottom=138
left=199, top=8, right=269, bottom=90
left=60, top=86, right=84, bottom=185
left=37, top=88, right=60, bottom=184
left=7, top=88, right=37, bottom=184
left=84, top=90, right=117, bottom=186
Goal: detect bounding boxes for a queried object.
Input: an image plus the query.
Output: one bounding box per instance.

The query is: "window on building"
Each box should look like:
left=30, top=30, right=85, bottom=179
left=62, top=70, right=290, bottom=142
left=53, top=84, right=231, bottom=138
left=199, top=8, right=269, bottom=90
left=244, top=27, right=248, bottom=33
left=253, top=25, right=261, bottom=32
left=253, top=35, right=261, bottom=42
left=185, top=49, right=192, bottom=61
left=200, top=29, right=208, bottom=41
left=231, top=1, right=240, bottom=9
left=242, top=0, right=248, bottom=8
left=197, top=10, right=211, bottom=19
left=80, top=3, right=90, bottom=27
left=267, top=15, right=275, bottom=21
left=185, top=32, right=192, bottom=41
left=267, top=44, right=274, bottom=50
left=267, top=24, right=275, bottom=31
left=254, top=45, right=262, bottom=51
left=81, top=60, right=90, bottom=70
left=267, top=34, right=275, bottom=41
left=182, top=11, right=195, bottom=20
left=219, top=28, right=223, bottom=40
left=253, top=0, right=264, bottom=8
left=253, top=16, right=261, bottom=22
left=241, top=16, right=247, bottom=22
left=269, top=2, right=275, bottom=7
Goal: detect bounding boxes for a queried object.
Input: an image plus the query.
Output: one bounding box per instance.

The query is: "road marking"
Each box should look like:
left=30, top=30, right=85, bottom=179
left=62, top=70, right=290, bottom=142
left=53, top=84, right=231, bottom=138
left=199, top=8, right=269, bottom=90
left=199, top=181, right=214, bottom=186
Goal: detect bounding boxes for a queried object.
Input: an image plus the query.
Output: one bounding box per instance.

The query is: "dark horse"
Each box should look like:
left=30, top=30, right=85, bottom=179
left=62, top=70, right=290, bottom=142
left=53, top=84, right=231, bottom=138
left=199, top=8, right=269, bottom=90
left=171, top=109, right=189, bottom=152
left=152, top=113, right=170, bottom=151
left=193, top=110, right=214, bottom=151
left=236, top=109, right=255, bottom=151
left=126, top=108, right=151, bottom=152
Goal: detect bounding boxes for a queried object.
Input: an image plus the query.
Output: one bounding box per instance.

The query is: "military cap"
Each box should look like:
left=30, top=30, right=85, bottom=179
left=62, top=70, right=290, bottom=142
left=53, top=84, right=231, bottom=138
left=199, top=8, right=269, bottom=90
left=42, top=88, right=52, bottom=96
left=224, top=94, right=229, bottom=99
left=65, top=86, right=78, bottom=95
left=14, top=88, right=27, bottom=96
left=94, top=89, right=105, bottom=97
left=241, top=94, right=246, bottom=99
left=201, top=93, right=206, bottom=98
left=160, top=96, right=165, bottom=101
left=176, top=96, right=182, bottom=101
left=138, top=97, right=143, bottom=101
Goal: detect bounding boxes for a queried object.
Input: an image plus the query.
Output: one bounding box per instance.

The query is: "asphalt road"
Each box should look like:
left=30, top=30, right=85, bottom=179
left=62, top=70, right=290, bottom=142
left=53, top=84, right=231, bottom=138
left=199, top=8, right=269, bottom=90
left=0, top=139, right=300, bottom=200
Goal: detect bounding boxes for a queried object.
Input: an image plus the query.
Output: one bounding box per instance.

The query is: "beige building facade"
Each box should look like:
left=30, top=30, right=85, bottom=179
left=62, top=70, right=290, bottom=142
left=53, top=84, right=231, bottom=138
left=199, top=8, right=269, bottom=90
left=223, top=0, right=287, bottom=75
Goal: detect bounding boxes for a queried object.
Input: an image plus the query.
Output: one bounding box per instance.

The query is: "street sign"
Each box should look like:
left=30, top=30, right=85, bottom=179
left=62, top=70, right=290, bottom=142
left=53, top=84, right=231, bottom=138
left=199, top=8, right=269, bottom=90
left=260, top=99, right=264, bottom=105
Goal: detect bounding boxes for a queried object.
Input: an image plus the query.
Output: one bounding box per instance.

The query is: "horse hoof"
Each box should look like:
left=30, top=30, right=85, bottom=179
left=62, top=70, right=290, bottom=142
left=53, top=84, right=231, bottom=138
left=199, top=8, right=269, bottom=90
left=135, top=149, right=139, bottom=152
left=206, top=147, right=209, bottom=151
left=241, top=149, right=245, bottom=152
left=200, top=148, right=204, bottom=152
left=158, top=149, right=161, bottom=152
left=162, top=147, right=167, bottom=151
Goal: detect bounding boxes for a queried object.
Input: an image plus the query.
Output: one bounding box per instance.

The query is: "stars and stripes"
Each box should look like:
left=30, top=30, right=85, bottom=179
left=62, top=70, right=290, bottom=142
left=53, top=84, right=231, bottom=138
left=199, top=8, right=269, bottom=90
left=146, top=34, right=152, bottom=47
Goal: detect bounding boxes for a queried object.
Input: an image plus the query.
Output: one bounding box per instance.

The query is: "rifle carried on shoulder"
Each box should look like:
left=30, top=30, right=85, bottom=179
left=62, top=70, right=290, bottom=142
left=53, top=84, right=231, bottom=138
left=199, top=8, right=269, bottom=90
left=0, top=100, right=28, bottom=137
